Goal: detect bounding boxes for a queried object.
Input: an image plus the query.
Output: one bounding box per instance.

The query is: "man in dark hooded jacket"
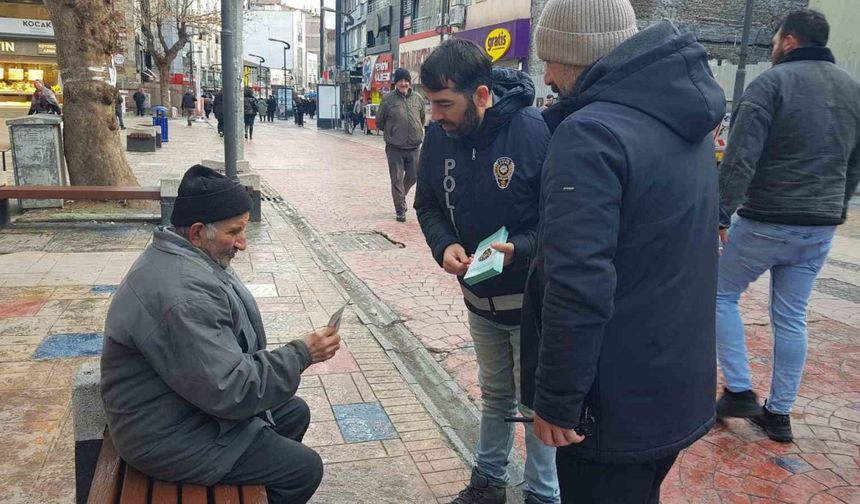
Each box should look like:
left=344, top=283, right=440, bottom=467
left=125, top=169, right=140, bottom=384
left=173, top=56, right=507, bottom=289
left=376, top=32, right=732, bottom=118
left=520, top=0, right=726, bottom=501
left=415, top=39, right=557, bottom=504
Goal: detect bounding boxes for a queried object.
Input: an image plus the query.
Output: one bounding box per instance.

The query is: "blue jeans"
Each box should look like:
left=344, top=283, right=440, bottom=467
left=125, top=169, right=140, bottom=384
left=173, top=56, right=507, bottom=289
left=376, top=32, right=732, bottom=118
left=469, top=311, right=560, bottom=504
left=716, top=217, right=835, bottom=415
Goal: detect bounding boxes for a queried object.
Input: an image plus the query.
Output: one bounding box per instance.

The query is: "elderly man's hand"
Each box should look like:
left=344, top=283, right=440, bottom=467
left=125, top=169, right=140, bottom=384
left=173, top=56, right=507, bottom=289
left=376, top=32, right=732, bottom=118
left=303, top=326, right=341, bottom=364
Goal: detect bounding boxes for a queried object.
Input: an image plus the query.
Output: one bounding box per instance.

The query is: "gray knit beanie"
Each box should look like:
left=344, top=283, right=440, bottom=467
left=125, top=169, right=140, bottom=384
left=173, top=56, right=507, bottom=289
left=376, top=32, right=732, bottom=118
left=536, top=0, right=639, bottom=67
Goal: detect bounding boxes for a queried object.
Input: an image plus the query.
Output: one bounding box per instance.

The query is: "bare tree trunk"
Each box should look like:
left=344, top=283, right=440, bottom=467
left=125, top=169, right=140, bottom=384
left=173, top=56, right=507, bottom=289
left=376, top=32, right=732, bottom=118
left=43, top=0, right=138, bottom=187
left=157, top=62, right=171, bottom=107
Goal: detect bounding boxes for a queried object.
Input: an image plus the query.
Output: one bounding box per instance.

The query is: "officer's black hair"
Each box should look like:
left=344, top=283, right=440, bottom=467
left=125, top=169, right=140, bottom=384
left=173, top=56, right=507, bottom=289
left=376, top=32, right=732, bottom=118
left=420, top=38, right=493, bottom=96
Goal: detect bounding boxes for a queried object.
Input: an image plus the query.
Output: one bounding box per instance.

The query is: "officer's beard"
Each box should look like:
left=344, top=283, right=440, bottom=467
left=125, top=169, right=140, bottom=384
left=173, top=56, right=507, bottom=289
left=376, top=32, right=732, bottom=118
left=442, top=98, right=481, bottom=139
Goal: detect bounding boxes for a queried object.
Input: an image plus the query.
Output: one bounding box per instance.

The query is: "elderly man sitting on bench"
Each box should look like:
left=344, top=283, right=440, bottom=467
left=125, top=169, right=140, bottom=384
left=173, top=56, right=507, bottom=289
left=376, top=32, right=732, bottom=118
left=100, top=165, right=341, bottom=504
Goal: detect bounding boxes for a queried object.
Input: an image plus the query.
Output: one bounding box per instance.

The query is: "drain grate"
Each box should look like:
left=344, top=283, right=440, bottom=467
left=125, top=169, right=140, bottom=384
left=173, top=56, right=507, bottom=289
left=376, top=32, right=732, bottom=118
left=329, top=231, right=404, bottom=252
left=259, top=180, right=284, bottom=203
left=815, top=278, right=860, bottom=303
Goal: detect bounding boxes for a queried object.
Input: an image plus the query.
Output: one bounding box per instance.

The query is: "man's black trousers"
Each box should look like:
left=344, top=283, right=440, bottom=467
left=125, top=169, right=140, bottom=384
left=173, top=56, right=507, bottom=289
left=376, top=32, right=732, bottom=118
left=220, top=396, right=323, bottom=504
left=557, top=448, right=678, bottom=504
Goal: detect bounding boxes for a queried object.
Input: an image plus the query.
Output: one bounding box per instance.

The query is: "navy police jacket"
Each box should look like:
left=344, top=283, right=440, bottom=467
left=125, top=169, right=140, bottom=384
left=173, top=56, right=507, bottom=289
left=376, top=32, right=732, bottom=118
left=415, top=67, right=550, bottom=325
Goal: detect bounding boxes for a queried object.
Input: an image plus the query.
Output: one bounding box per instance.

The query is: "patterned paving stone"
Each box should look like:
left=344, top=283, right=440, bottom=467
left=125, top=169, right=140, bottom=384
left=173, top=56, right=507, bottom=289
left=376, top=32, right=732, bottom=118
left=304, top=348, right=360, bottom=375
left=32, top=332, right=102, bottom=360
left=0, top=299, right=46, bottom=318
left=89, top=284, right=118, bottom=294
left=333, top=402, right=398, bottom=443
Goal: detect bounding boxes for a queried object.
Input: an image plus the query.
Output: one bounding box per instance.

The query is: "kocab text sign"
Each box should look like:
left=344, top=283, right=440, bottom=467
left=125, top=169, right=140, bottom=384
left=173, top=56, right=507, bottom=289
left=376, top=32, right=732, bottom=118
left=485, top=28, right=511, bottom=62
left=0, top=18, right=54, bottom=38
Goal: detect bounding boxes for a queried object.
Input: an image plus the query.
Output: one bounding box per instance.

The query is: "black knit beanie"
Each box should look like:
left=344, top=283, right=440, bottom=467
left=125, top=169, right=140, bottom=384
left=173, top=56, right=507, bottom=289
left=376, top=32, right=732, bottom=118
left=393, top=68, right=411, bottom=84
left=170, top=165, right=252, bottom=226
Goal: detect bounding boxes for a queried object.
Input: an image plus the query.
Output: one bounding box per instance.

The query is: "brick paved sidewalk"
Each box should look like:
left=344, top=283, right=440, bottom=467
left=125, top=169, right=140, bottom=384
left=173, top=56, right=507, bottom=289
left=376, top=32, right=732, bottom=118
left=0, top=119, right=474, bottom=503
left=244, top=120, right=860, bottom=503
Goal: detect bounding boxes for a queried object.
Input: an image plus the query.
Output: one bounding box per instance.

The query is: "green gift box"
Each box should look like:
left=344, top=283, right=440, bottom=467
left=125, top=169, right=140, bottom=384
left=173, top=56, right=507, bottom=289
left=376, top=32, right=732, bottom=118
left=463, top=226, right=509, bottom=286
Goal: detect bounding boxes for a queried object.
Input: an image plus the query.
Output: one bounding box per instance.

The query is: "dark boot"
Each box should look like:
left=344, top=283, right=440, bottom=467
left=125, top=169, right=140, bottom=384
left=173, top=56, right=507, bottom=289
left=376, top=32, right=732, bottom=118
left=716, top=387, right=761, bottom=419
left=448, top=468, right=505, bottom=504
left=751, top=403, right=793, bottom=442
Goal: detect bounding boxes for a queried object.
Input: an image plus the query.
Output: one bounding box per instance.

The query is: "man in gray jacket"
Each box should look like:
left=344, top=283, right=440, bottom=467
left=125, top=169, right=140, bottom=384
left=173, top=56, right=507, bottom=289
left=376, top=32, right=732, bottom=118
left=716, top=9, right=860, bottom=442
left=101, top=165, right=341, bottom=503
left=377, top=67, right=426, bottom=222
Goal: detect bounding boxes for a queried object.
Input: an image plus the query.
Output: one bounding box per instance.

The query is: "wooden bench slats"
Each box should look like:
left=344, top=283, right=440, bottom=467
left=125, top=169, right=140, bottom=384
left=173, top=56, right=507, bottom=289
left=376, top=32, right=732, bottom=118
left=0, top=185, right=161, bottom=200
left=119, top=465, right=149, bottom=504
left=87, top=431, right=267, bottom=504
left=87, top=431, right=123, bottom=504
left=181, top=483, right=208, bottom=504
left=212, top=485, right=241, bottom=504
left=150, top=479, right=178, bottom=504
left=240, top=485, right=268, bottom=504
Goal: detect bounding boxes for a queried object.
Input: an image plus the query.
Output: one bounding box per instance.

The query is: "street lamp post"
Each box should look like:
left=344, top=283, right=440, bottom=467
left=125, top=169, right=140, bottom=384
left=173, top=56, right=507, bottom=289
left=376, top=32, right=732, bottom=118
left=248, top=54, right=265, bottom=96
left=268, top=38, right=292, bottom=119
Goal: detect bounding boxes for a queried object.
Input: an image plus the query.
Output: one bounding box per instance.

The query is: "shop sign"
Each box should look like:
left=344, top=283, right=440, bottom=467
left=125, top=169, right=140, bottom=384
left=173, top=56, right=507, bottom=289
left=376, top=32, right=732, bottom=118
left=0, top=17, right=54, bottom=38
left=368, top=53, right=392, bottom=92
left=485, top=28, right=511, bottom=62
left=0, top=41, right=15, bottom=53
left=455, top=18, right=530, bottom=63
left=37, top=43, right=56, bottom=56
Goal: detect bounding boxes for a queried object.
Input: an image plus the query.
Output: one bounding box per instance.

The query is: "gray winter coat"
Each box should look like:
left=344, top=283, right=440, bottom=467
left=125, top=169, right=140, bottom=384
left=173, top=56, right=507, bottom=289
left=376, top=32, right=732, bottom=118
left=719, top=47, right=860, bottom=228
left=376, top=88, right=425, bottom=149
left=101, top=228, right=311, bottom=485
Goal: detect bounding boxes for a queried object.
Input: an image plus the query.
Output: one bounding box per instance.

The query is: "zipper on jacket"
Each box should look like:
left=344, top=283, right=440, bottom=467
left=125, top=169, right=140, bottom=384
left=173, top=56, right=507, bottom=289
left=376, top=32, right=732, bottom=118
left=471, top=148, right=476, bottom=161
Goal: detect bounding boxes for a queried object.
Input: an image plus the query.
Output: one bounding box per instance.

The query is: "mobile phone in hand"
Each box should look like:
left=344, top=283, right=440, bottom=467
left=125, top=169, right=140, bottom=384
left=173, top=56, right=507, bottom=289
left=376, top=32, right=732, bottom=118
left=327, top=303, right=348, bottom=331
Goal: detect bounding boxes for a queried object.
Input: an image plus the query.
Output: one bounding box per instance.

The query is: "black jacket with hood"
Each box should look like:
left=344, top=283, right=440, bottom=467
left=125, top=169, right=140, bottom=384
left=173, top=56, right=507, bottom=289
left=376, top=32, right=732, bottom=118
left=521, top=22, right=725, bottom=463
left=415, top=67, right=550, bottom=326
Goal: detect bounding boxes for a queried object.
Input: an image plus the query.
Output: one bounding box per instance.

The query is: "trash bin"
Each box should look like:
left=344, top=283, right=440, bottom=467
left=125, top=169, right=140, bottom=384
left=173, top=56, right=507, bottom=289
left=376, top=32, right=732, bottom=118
left=152, top=106, right=168, bottom=143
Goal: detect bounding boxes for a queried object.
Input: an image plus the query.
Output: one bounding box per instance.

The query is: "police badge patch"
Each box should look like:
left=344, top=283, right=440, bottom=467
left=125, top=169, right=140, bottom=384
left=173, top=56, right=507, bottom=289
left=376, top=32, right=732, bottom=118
left=492, top=157, right=515, bottom=189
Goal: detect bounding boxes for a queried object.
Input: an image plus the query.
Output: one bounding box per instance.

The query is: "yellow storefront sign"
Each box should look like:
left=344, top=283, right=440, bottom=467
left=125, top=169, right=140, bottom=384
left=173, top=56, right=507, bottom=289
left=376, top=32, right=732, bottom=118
left=484, top=28, right=511, bottom=62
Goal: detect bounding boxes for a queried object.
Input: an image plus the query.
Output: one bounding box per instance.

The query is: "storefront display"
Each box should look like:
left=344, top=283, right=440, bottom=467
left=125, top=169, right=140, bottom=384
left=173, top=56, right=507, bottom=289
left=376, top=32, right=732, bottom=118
left=0, top=10, right=61, bottom=115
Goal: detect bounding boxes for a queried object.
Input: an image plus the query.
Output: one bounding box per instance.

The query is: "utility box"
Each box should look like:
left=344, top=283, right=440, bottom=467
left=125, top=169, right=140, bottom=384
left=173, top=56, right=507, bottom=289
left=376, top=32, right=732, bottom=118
left=7, top=114, right=68, bottom=209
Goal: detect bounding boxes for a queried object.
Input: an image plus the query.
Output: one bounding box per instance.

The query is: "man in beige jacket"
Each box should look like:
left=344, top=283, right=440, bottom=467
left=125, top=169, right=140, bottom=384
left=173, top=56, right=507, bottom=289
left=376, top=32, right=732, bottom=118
left=377, top=67, right=426, bottom=222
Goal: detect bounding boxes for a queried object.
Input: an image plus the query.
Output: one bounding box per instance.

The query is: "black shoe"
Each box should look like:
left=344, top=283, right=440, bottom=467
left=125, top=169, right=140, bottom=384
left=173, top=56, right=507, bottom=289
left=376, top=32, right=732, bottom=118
left=448, top=469, right=505, bottom=504
left=395, top=213, right=406, bottom=222
left=751, top=403, right=793, bottom=442
left=716, top=388, right=761, bottom=419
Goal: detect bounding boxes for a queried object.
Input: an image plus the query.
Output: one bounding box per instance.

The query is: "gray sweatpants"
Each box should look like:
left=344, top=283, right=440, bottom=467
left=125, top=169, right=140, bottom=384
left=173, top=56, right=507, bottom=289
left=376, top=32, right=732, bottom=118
left=385, top=144, right=420, bottom=215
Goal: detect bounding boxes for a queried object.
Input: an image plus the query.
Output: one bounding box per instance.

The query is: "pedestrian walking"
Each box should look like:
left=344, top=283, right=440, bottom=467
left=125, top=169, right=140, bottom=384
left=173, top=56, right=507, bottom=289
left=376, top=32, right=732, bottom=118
left=294, top=98, right=305, bottom=127
left=133, top=87, right=147, bottom=116
left=716, top=9, right=860, bottom=442
left=267, top=95, right=277, bottom=122
left=353, top=97, right=365, bottom=132
left=257, top=97, right=267, bottom=122
left=213, top=90, right=224, bottom=137
left=203, top=93, right=213, bottom=119
left=415, top=40, right=557, bottom=504
left=377, top=68, right=425, bottom=222
left=115, top=93, right=126, bottom=130
left=520, top=1, right=726, bottom=502
left=243, top=88, right=258, bottom=140
left=182, top=90, right=197, bottom=126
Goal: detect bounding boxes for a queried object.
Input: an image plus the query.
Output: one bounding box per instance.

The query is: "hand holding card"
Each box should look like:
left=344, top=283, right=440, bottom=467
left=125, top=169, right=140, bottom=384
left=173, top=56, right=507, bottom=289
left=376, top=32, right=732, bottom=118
left=327, top=303, right=348, bottom=331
